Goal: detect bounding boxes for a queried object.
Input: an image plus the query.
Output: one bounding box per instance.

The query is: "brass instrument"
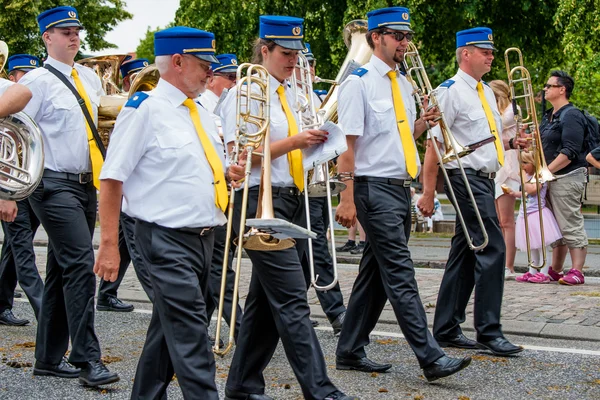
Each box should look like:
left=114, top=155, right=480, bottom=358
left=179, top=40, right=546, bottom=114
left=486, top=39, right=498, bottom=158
left=0, top=41, right=8, bottom=80
left=291, top=52, right=342, bottom=291
left=213, top=64, right=316, bottom=356
left=78, top=54, right=129, bottom=95
left=0, top=41, right=45, bottom=200
left=403, top=42, right=489, bottom=250
left=505, top=47, right=554, bottom=269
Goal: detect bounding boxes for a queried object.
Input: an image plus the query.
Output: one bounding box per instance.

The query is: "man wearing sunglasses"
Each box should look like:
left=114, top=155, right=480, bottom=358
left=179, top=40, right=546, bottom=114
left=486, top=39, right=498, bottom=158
left=335, top=6, right=471, bottom=381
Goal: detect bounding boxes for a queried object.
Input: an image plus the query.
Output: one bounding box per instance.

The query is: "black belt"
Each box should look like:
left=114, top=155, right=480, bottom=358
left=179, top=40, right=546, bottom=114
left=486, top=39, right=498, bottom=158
left=447, top=168, right=496, bottom=180
left=43, top=169, right=93, bottom=184
left=177, top=226, right=215, bottom=236
left=354, top=176, right=412, bottom=187
left=250, top=186, right=302, bottom=196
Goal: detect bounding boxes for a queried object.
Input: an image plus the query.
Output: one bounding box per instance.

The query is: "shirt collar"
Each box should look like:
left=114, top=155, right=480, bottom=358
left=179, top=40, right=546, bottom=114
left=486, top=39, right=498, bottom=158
left=370, top=54, right=399, bottom=78
left=457, top=68, right=480, bottom=90
left=44, top=56, right=75, bottom=76
left=269, top=74, right=291, bottom=95
left=153, top=78, right=189, bottom=108
left=203, top=89, right=219, bottom=102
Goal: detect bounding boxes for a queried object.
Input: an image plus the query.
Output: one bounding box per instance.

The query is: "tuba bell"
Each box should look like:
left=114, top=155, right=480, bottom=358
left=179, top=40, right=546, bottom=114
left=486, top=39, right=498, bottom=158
left=0, top=41, right=45, bottom=201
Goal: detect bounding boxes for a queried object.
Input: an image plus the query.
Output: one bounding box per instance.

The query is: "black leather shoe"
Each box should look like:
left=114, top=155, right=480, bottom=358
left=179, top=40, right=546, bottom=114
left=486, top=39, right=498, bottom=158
left=335, top=240, right=357, bottom=252
left=96, top=297, right=134, bottom=312
left=77, top=360, right=120, bottom=386
left=33, top=357, right=80, bottom=378
left=422, top=355, right=471, bottom=382
left=311, top=319, right=319, bottom=327
left=349, top=242, right=365, bottom=254
left=436, top=333, right=477, bottom=349
left=325, top=391, right=359, bottom=400
left=0, top=309, right=29, bottom=326
left=209, top=336, right=225, bottom=349
left=331, top=311, right=346, bottom=337
left=477, top=337, right=524, bottom=356
left=13, top=292, right=22, bottom=298
left=224, top=387, right=274, bottom=400
left=336, top=356, right=392, bottom=373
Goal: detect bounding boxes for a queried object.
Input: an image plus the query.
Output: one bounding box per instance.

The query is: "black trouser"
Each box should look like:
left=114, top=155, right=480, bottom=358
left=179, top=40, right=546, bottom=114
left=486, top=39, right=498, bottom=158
left=119, top=213, right=155, bottom=302
left=28, top=176, right=100, bottom=364
left=226, top=187, right=337, bottom=400
left=306, top=196, right=345, bottom=322
left=131, top=219, right=218, bottom=400
left=0, top=199, right=43, bottom=319
left=205, top=224, right=243, bottom=341
left=336, top=180, right=444, bottom=368
left=433, top=174, right=505, bottom=342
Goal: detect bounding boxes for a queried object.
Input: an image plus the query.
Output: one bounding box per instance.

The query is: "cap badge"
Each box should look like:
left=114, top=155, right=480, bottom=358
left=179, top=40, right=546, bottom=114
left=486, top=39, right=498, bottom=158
left=30, top=59, right=36, bottom=66
left=292, top=26, right=301, bottom=36
left=402, top=12, right=409, bottom=20
left=143, top=61, right=149, bottom=66
left=211, top=39, right=216, bottom=49
left=231, top=59, right=237, bottom=65
left=488, top=34, right=493, bottom=40
left=68, top=11, right=76, bottom=18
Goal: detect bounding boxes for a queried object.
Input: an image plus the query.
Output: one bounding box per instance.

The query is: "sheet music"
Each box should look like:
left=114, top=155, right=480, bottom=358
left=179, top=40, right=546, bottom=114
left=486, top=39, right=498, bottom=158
left=302, top=121, right=347, bottom=171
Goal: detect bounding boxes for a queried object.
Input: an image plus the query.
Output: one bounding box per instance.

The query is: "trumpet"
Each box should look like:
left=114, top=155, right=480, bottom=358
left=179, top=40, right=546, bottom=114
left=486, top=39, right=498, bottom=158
left=213, top=64, right=316, bottom=356
left=505, top=47, right=554, bottom=269
left=403, top=42, right=489, bottom=250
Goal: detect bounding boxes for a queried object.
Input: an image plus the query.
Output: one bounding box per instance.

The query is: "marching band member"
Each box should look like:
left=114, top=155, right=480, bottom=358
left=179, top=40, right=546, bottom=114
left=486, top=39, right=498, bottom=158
left=95, top=26, right=242, bottom=399
left=222, top=15, right=355, bottom=400
left=198, top=53, right=244, bottom=344
left=298, top=42, right=347, bottom=336
left=19, top=6, right=119, bottom=386
left=0, top=54, right=44, bottom=327
left=120, top=57, right=149, bottom=92
left=418, top=27, right=523, bottom=356
left=334, top=6, right=471, bottom=381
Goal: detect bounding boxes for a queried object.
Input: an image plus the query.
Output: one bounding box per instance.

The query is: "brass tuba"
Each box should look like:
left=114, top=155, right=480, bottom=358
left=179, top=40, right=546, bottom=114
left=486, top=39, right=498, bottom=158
left=0, top=41, right=45, bottom=200
left=505, top=47, right=554, bottom=269
left=403, top=42, right=489, bottom=250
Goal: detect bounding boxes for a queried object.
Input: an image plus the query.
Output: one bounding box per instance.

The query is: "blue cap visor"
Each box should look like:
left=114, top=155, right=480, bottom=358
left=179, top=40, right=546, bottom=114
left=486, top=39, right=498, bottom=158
left=274, top=39, right=305, bottom=51
left=53, top=21, right=84, bottom=29
left=473, top=43, right=497, bottom=51
left=380, top=24, right=412, bottom=32
left=193, top=53, right=219, bottom=64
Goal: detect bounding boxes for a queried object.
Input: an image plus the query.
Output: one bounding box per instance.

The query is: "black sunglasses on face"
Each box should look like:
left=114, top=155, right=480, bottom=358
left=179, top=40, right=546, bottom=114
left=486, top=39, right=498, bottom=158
left=216, top=73, right=237, bottom=82
left=307, top=60, right=316, bottom=67
left=381, top=30, right=414, bottom=42
left=543, top=84, right=562, bottom=89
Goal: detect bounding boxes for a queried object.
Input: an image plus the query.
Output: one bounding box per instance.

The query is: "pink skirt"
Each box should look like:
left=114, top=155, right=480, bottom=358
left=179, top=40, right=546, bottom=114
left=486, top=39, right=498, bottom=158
left=515, top=207, right=563, bottom=251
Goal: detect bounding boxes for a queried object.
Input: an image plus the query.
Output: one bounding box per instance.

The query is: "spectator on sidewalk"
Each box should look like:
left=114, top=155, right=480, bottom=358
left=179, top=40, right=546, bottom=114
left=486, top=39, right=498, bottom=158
left=336, top=220, right=366, bottom=254
left=540, top=71, right=588, bottom=285
left=490, top=80, right=519, bottom=278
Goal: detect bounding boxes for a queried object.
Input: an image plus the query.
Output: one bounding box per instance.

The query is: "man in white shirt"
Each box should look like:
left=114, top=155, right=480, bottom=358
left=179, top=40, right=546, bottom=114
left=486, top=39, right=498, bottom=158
left=94, top=26, right=243, bottom=399
left=19, top=5, right=119, bottom=387
left=199, top=53, right=238, bottom=135
left=0, top=55, right=44, bottom=328
left=418, top=27, right=523, bottom=357
left=334, top=6, right=471, bottom=382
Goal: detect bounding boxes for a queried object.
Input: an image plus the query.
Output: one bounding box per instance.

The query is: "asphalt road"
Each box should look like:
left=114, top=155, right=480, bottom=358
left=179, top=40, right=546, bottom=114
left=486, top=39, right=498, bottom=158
left=1, top=300, right=599, bottom=400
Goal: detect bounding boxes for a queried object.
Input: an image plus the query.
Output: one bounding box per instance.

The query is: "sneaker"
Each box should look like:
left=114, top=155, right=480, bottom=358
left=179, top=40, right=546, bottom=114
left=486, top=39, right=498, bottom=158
left=515, top=272, right=534, bottom=283
left=559, top=269, right=585, bottom=286
left=349, top=242, right=365, bottom=255
left=504, top=269, right=516, bottom=281
left=336, top=240, right=356, bottom=252
left=528, top=272, right=550, bottom=284
left=548, top=268, right=563, bottom=282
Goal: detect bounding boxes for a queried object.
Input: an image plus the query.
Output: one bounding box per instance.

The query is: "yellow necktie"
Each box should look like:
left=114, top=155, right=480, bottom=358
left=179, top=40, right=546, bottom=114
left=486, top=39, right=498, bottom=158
left=276, top=85, right=304, bottom=192
left=71, top=69, right=103, bottom=190
left=182, top=99, right=228, bottom=212
left=387, top=71, right=418, bottom=178
left=476, top=81, right=504, bottom=166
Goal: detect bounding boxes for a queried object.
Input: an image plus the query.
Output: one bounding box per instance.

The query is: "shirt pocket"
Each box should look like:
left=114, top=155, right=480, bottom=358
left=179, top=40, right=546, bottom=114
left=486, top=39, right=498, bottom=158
left=48, top=95, right=80, bottom=138
left=369, top=99, right=394, bottom=135
left=467, top=109, right=488, bottom=135
left=156, top=133, right=194, bottom=150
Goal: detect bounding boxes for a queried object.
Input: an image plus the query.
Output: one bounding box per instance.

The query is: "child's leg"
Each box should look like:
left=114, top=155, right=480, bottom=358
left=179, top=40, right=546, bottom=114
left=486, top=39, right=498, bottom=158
left=529, top=248, right=542, bottom=274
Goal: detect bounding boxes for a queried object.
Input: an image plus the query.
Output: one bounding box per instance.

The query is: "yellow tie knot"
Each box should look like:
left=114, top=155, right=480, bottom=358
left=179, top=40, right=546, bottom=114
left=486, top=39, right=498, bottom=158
left=387, top=71, right=396, bottom=80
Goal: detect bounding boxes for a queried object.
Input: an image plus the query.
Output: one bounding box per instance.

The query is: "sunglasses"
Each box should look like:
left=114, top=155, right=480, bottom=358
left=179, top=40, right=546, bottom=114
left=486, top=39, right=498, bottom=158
left=308, top=60, right=316, bottom=67
left=380, top=30, right=414, bottom=42
left=215, top=73, right=237, bottom=82
left=543, top=84, right=563, bottom=89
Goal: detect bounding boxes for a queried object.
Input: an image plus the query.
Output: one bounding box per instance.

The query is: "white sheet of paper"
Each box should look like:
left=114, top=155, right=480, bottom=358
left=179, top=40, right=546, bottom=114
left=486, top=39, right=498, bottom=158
left=302, top=121, right=347, bottom=171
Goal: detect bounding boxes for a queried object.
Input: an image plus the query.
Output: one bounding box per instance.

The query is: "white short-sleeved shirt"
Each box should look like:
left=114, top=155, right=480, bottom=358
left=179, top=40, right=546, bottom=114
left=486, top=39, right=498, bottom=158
left=0, top=78, right=13, bottom=95
left=431, top=68, right=503, bottom=173
left=198, top=88, right=223, bottom=135
left=338, top=55, right=420, bottom=179
left=221, top=74, right=299, bottom=188
left=100, top=78, right=227, bottom=229
left=20, top=56, right=104, bottom=174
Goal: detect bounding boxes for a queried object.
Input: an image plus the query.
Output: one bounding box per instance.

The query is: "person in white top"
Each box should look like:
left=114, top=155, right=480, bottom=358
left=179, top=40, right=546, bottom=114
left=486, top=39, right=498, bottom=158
left=489, top=80, right=520, bottom=276
left=119, top=57, right=149, bottom=92
left=418, top=27, right=524, bottom=357
left=334, top=6, right=470, bottom=382
left=95, top=26, right=243, bottom=400
left=0, top=77, right=34, bottom=328
left=199, top=53, right=238, bottom=135
left=19, top=5, right=119, bottom=387
left=0, top=55, right=44, bottom=330
left=222, top=15, right=352, bottom=400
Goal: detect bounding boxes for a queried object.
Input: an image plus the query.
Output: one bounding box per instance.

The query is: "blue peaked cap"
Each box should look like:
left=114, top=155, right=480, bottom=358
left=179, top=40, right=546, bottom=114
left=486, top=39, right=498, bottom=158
left=154, top=26, right=219, bottom=64
left=37, top=6, right=83, bottom=35
left=456, top=27, right=496, bottom=50
left=367, top=7, right=412, bottom=32
left=8, top=54, right=40, bottom=73
left=259, top=16, right=305, bottom=50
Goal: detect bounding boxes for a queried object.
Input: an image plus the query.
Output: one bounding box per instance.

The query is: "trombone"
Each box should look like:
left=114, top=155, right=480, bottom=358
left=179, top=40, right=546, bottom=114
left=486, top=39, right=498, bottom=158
left=403, top=42, right=489, bottom=251
left=291, top=52, right=342, bottom=291
left=213, top=63, right=316, bottom=356
left=504, top=47, right=554, bottom=269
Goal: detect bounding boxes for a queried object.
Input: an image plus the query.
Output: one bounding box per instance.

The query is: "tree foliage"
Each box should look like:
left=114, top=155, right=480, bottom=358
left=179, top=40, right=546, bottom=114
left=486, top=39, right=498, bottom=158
left=0, top=0, right=132, bottom=59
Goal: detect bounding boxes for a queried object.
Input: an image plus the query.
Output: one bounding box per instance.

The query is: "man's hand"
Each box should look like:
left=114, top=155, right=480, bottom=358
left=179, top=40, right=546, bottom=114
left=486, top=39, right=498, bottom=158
left=421, top=96, right=440, bottom=129
left=227, top=149, right=247, bottom=189
left=335, top=199, right=357, bottom=228
left=93, top=243, right=121, bottom=282
left=417, top=192, right=435, bottom=218
left=0, top=200, right=18, bottom=222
